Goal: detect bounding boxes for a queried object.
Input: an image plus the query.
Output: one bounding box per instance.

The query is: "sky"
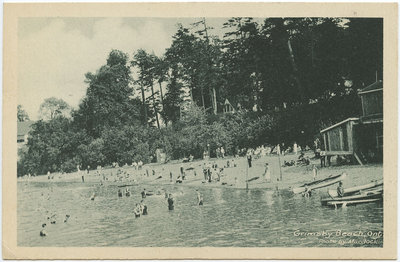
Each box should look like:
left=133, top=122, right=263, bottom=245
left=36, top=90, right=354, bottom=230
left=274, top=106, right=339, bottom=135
left=18, top=17, right=239, bottom=120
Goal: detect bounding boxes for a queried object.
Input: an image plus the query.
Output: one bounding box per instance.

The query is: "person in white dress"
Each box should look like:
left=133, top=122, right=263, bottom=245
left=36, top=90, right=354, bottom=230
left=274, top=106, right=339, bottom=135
left=263, top=163, right=271, bottom=182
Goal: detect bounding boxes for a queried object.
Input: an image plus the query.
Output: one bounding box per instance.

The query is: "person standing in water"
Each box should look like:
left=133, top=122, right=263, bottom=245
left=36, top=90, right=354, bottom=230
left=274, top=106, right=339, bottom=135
left=141, top=200, right=148, bottom=215
left=141, top=189, right=147, bottom=198
left=167, top=194, right=174, bottom=210
left=196, top=190, right=203, bottom=206
left=118, top=189, right=123, bottom=198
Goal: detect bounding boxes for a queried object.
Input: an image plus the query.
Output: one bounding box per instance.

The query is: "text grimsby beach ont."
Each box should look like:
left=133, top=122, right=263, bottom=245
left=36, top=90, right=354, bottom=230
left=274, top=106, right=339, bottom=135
left=293, top=230, right=383, bottom=239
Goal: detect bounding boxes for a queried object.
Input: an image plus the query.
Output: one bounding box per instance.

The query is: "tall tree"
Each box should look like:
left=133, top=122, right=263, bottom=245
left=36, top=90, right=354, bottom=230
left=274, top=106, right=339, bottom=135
left=132, top=49, right=161, bottom=128
left=154, top=56, right=168, bottom=109
left=17, top=105, right=30, bottom=122
left=222, top=17, right=266, bottom=111
left=192, top=18, right=220, bottom=114
left=74, top=49, right=140, bottom=137
left=346, top=18, right=383, bottom=88
left=39, top=97, right=70, bottom=120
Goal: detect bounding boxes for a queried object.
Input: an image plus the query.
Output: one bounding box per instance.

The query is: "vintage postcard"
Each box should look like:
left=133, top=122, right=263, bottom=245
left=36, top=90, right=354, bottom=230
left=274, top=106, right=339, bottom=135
left=3, top=2, right=397, bottom=260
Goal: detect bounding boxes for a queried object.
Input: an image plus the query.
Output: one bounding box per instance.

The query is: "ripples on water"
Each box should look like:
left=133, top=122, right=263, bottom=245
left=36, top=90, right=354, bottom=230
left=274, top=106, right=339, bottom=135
left=18, top=181, right=383, bottom=247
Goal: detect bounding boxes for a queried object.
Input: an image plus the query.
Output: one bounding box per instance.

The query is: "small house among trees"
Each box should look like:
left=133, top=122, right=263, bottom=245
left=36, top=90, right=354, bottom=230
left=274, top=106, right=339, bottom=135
left=320, top=80, right=383, bottom=165
left=222, top=98, right=243, bottom=114
left=223, top=99, right=236, bottom=113
left=17, top=121, right=34, bottom=145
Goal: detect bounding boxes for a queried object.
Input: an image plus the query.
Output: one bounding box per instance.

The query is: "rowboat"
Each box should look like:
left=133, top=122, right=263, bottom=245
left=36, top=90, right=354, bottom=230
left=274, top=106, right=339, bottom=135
left=326, top=198, right=381, bottom=208
left=328, top=179, right=383, bottom=198
left=321, top=188, right=383, bottom=207
left=292, top=173, right=347, bottom=194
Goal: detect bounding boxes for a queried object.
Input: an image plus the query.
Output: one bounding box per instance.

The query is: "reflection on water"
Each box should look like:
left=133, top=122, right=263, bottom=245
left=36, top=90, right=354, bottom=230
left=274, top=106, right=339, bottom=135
left=18, top=181, right=383, bottom=247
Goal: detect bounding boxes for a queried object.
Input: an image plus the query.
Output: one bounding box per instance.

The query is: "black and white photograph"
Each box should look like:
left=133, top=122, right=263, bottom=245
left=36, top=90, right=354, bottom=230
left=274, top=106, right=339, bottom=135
left=3, top=2, right=397, bottom=260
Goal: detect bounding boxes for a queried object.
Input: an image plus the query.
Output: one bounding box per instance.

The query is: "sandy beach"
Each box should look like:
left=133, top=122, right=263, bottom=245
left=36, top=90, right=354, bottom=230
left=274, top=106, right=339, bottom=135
left=20, top=152, right=383, bottom=194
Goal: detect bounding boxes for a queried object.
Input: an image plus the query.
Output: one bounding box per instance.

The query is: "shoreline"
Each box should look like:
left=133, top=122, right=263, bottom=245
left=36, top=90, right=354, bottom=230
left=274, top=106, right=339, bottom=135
left=19, top=152, right=383, bottom=193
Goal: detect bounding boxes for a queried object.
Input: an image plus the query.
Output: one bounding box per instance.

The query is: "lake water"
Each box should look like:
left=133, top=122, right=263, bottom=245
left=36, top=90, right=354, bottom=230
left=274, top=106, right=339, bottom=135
left=18, top=181, right=383, bottom=247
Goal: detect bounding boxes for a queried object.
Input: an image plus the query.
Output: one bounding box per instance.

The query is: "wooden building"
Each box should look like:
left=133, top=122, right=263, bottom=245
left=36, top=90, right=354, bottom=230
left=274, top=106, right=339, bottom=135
left=223, top=99, right=236, bottom=113
left=357, top=80, right=383, bottom=162
left=320, top=118, right=363, bottom=165
left=359, top=80, right=383, bottom=121
left=223, top=98, right=243, bottom=114
left=320, top=80, right=383, bottom=165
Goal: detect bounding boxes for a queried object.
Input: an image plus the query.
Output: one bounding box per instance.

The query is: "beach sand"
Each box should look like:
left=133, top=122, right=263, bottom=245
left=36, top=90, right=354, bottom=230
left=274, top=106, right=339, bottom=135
left=20, top=152, right=383, bottom=195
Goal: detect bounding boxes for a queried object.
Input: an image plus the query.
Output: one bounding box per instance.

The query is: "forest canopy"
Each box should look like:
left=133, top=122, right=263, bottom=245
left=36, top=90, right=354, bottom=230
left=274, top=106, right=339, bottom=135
left=17, top=17, right=383, bottom=176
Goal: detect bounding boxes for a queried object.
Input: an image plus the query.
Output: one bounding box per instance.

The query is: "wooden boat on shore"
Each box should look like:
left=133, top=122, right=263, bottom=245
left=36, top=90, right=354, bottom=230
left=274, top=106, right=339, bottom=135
left=326, top=198, right=381, bottom=207
left=328, top=179, right=383, bottom=198
left=321, top=188, right=383, bottom=207
left=292, top=173, right=347, bottom=194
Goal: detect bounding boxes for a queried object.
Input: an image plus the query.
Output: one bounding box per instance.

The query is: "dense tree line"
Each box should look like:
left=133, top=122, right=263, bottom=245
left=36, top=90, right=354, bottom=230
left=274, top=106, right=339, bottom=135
left=17, top=18, right=382, bottom=176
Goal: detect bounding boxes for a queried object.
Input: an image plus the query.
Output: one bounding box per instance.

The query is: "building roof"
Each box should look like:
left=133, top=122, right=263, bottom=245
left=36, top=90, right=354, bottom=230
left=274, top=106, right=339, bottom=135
left=17, top=121, right=34, bottom=137
left=358, top=80, right=383, bottom=95
left=320, top=117, right=359, bottom=134
left=223, top=98, right=238, bottom=111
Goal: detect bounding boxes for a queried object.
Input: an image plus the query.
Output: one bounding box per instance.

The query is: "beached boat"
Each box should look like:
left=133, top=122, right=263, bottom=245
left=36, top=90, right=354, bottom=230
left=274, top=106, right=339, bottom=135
left=292, top=173, right=347, bottom=194
left=326, top=198, right=381, bottom=207
left=321, top=188, right=383, bottom=207
left=327, top=179, right=383, bottom=198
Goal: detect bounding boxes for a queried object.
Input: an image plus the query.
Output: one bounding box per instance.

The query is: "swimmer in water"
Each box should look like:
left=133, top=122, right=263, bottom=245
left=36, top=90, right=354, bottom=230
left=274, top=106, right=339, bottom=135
left=118, top=189, right=123, bottom=198
left=48, top=214, right=56, bottom=224
left=90, top=193, right=96, bottom=201
left=40, top=223, right=47, bottom=237
left=63, top=215, right=70, bottom=223
left=125, top=188, right=131, bottom=197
